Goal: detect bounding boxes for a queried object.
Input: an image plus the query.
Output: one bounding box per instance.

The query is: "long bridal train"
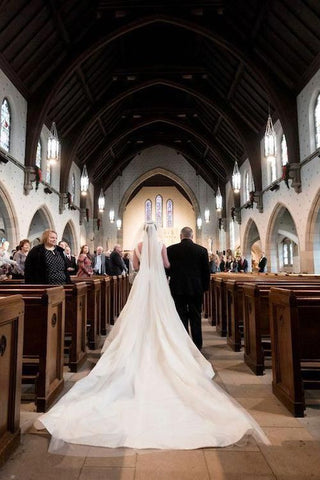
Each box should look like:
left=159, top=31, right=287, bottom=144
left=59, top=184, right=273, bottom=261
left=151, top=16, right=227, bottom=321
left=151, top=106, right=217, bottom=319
left=36, top=224, right=269, bottom=451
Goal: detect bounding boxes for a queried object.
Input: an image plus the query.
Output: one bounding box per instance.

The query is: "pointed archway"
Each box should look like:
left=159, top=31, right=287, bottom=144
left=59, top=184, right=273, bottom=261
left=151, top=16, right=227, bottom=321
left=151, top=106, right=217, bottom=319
left=242, top=218, right=262, bottom=272
left=266, top=203, right=300, bottom=273
left=0, top=181, right=19, bottom=249
left=27, top=205, right=55, bottom=246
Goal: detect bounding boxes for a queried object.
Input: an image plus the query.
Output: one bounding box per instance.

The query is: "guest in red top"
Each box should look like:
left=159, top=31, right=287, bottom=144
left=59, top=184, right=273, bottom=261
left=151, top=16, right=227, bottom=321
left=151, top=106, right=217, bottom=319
left=76, top=244, right=93, bottom=277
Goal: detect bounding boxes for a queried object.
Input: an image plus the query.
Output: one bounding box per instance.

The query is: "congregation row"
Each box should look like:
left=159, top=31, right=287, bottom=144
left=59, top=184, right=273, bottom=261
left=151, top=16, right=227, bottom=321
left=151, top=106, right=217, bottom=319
left=0, top=231, right=268, bottom=283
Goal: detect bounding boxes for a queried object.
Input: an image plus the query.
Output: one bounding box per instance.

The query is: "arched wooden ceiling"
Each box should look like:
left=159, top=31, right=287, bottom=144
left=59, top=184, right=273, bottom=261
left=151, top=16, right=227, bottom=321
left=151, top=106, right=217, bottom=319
left=1, top=0, right=320, bottom=194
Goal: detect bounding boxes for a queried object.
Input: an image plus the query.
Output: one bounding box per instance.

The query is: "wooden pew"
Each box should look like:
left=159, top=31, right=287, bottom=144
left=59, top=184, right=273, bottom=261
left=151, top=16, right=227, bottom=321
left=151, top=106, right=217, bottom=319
left=71, top=278, right=101, bottom=349
left=269, top=287, right=320, bottom=416
left=243, top=281, right=320, bottom=375
left=226, top=275, right=320, bottom=353
left=0, top=286, right=65, bottom=412
left=0, top=295, right=24, bottom=466
left=0, top=282, right=88, bottom=373
left=92, top=275, right=111, bottom=335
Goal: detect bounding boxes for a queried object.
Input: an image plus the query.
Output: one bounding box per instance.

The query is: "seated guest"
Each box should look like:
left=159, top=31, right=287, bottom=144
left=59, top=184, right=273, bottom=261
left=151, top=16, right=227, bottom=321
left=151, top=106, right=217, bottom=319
left=12, top=238, right=30, bottom=279
left=93, top=246, right=107, bottom=275
left=109, top=244, right=127, bottom=276
left=77, top=244, right=93, bottom=277
left=24, top=229, right=70, bottom=284
left=64, top=245, right=78, bottom=274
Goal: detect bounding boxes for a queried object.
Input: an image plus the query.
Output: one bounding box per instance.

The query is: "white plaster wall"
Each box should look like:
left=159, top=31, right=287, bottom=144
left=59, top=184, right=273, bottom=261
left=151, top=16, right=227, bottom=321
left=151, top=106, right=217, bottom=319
left=0, top=70, right=27, bottom=164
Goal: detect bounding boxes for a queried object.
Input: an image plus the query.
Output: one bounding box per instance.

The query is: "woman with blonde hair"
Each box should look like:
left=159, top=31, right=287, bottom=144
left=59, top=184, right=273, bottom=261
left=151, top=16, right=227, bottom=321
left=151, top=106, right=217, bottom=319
left=24, top=229, right=70, bottom=284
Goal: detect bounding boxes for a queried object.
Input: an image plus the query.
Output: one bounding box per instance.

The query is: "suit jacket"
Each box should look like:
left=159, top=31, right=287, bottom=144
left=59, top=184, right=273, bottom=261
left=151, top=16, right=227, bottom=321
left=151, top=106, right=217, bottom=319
left=258, top=256, right=267, bottom=272
left=109, top=251, right=126, bottom=276
left=65, top=254, right=78, bottom=274
left=93, top=253, right=107, bottom=275
left=237, top=259, right=248, bottom=272
left=167, top=239, right=210, bottom=296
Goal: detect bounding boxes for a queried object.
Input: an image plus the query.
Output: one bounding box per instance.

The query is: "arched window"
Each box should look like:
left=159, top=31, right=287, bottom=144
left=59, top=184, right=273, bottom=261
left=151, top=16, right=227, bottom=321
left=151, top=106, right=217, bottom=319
left=244, top=171, right=250, bottom=202
left=269, top=157, right=277, bottom=183
left=281, top=134, right=288, bottom=166
left=229, top=220, right=235, bottom=251
left=314, top=93, right=320, bottom=149
left=145, top=199, right=152, bottom=222
left=46, top=161, right=51, bottom=184
left=166, top=199, right=173, bottom=227
left=155, top=194, right=163, bottom=227
left=36, top=140, right=42, bottom=168
left=0, top=98, right=11, bottom=152
left=282, top=238, right=293, bottom=266
left=71, top=173, right=76, bottom=202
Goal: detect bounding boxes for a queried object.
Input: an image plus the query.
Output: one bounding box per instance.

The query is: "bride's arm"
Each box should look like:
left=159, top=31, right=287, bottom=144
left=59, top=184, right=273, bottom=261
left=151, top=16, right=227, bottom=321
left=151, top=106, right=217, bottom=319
left=161, top=244, right=170, bottom=268
left=133, top=242, right=142, bottom=270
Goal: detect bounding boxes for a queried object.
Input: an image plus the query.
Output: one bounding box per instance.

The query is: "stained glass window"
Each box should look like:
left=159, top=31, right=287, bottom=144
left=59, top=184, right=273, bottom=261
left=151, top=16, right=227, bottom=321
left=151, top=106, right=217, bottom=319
left=0, top=98, right=10, bottom=152
left=71, top=173, right=76, bottom=202
left=155, top=194, right=163, bottom=227
left=46, top=161, right=51, bottom=184
left=166, top=199, right=173, bottom=227
left=281, top=134, right=288, bottom=166
left=145, top=199, right=152, bottom=222
left=315, top=94, right=320, bottom=149
left=36, top=140, right=42, bottom=168
left=244, top=172, right=250, bottom=201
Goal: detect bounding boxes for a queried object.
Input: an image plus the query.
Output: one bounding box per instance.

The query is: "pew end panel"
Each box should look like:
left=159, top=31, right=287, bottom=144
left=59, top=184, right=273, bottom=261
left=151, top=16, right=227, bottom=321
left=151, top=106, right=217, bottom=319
left=270, top=287, right=320, bottom=417
left=0, top=295, right=24, bottom=466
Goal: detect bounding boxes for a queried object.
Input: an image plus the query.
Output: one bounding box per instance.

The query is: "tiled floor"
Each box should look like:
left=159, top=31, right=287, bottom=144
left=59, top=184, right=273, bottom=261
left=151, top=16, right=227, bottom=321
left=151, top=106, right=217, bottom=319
left=1, top=321, right=320, bottom=480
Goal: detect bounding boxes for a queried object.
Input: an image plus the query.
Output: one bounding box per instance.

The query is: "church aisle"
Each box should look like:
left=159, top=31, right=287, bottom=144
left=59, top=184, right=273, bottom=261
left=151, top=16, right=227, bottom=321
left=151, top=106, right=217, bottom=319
left=1, top=321, right=320, bottom=480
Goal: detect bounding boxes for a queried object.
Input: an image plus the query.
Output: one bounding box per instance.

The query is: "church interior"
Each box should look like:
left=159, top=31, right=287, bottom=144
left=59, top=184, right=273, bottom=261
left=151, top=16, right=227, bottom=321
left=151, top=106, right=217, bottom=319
left=1, top=0, right=320, bottom=478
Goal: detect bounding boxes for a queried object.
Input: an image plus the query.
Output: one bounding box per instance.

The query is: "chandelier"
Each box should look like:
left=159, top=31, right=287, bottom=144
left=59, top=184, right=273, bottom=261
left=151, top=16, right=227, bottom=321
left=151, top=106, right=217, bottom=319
left=80, top=165, right=89, bottom=196
left=232, top=160, right=241, bottom=193
left=47, top=122, right=59, bottom=165
left=264, top=114, right=276, bottom=161
left=216, top=185, right=222, bottom=211
left=204, top=209, right=210, bottom=223
left=98, top=188, right=105, bottom=212
left=116, top=219, right=122, bottom=230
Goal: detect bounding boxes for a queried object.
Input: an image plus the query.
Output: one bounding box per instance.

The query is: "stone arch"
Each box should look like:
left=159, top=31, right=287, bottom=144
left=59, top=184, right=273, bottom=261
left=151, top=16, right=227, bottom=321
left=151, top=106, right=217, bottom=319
left=0, top=180, right=19, bottom=249
left=305, top=188, right=320, bottom=273
left=27, top=204, right=55, bottom=246
left=61, top=219, right=78, bottom=254
left=119, top=167, right=200, bottom=219
left=266, top=203, right=300, bottom=273
left=242, top=218, right=262, bottom=272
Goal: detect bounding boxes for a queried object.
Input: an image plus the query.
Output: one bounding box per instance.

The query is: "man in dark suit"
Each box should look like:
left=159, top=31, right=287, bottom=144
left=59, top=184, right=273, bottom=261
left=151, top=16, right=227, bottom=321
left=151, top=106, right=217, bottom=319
left=258, top=252, right=267, bottom=272
left=109, top=244, right=127, bottom=276
left=64, top=245, right=78, bottom=274
left=167, top=226, right=210, bottom=350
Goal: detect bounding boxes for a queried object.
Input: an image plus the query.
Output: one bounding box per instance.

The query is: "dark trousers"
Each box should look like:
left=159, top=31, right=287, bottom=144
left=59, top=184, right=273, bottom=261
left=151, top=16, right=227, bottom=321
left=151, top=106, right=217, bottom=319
left=173, top=294, right=203, bottom=350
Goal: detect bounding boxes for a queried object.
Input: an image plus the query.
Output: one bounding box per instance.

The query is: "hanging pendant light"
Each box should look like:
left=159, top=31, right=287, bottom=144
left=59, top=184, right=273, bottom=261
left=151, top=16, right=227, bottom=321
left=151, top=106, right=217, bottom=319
left=232, top=160, right=241, bottom=193
left=47, top=122, right=59, bottom=165
left=80, top=165, right=89, bottom=196
left=197, top=217, right=202, bottom=229
left=98, top=188, right=105, bottom=212
left=109, top=209, right=115, bottom=223
left=264, top=113, right=276, bottom=161
left=116, top=219, right=122, bottom=230
left=204, top=209, right=210, bottom=223
left=216, top=185, right=222, bottom=211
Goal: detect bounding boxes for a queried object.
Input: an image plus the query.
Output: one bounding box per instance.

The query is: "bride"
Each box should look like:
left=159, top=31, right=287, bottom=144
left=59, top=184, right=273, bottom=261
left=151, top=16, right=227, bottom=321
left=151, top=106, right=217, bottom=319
left=36, top=222, right=268, bottom=450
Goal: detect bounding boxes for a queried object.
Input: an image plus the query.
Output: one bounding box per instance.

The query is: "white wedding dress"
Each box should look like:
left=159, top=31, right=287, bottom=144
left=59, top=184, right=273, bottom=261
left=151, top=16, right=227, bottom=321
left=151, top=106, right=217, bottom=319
left=37, top=223, right=268, bottom=451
